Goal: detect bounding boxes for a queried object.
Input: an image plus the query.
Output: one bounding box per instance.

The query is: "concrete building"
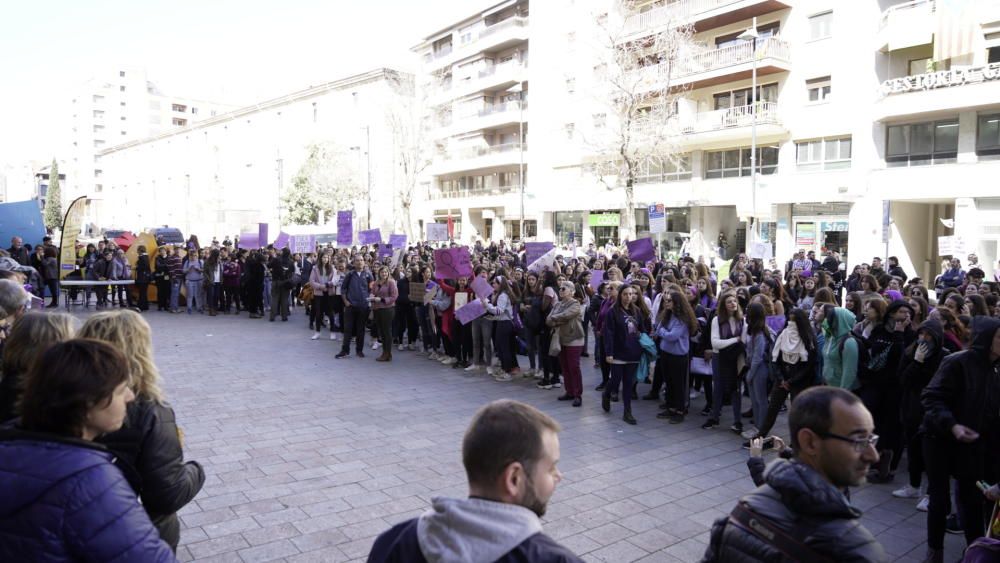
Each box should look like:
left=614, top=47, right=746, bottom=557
left=96, top=68, right=413, bottom=241
left=417, top=0, right=1000, bottom=280
left=67, top=67, right=237, bottom=227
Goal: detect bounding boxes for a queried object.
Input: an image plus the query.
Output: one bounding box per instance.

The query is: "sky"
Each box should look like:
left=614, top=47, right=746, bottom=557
left=0, top=0, right=478, bottom=164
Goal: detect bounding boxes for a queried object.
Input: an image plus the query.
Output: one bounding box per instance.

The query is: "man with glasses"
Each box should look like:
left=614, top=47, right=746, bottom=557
left=702, top=387, right=887, bottom=562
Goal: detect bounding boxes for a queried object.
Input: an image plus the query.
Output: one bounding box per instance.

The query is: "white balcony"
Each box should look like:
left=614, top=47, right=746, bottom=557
left=623, top=0, right=792, bottom=36
left=444, top=58, right=528, bottom=101
left=635, top=102, right=786, bottom=150
left=430, top=183, right=523, bottom=201
left=430, top=142, right=526, bottom=175
left=422, top=16, right=529, bottom=72
left=452, top=101, right=527, bottom=136
left=876, top=0, right=934, bottom=52
left=631, top=37, right=790, bottom=91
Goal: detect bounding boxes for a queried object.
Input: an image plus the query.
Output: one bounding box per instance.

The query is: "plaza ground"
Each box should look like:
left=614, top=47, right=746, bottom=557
left=119, top=308, right=967, bottom=562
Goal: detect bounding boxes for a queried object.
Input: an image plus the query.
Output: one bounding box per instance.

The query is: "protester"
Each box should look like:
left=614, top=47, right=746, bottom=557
left=371, top=266, right=398, bottom=362
left=0, top=311, right=76, bottom=423
left=367, top=399, right=581, bottom=563
left=601, top=284, right=651, bottom=425
left=545, top=280, right=584, bottom=405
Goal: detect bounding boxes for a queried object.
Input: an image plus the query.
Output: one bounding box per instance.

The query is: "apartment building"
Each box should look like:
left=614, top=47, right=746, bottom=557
left=66, top=67, right=237, bottom=227
left=413, top=0, right=531, bottom=242
left=419, top=0, right=1000, bottom=280
left=95, top=69, right=412, bottom=241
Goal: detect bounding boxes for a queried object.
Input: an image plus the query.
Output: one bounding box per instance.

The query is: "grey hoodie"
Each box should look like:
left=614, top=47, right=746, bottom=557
left=417, top=497, right=542, bottom=563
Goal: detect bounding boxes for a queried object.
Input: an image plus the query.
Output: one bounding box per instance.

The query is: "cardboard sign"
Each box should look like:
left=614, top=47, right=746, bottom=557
left=525, top=242, right=555, bottom=266
left=433, top=246, right=473, bottom=279
left=627, top=237, right=655, bottom=262
left=291, top=235, right=316, bottom=254
left=454, top=291, right=469, bottom=309
left=455, top=299, right=486, bottom=325
left=426, top=223, right=448, bottom=241
left=527, top=248, right=557, bottom=273
left=274, top=231, right=290, bottom=249
left=471, top=276, right=493, bottom=299
left=377, top=243, right=393, bottom=258
left=389, top=234, right=407, bottom=250
left=237, top=233, right=259, bottom=249
left=337, top=211, right=353, bottom=246
left=589, top=269, right=605, bottom=291
left=359, top=229, right=383, bottom=245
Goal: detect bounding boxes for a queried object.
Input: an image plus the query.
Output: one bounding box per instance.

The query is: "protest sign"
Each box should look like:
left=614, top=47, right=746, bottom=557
left=525, top=242, right=555, bottom=266
left=273, top=231, right=290, bottom=249
left=527, top=248, right=557, bottom=273
left=291, top=235, right=315, bottom=254
left=337, top=211, right=352, bottom=246
left=237, top=233, right=259, bottom=249
left=455, top=300, right=486, bottom=325
left=389, top=234, right=407, bottom=249
left=258, top=223, right=269, bottom=248
left=627, top=237, right=655, bottom=262
left=471, top=276, right=493, bottom=299
left=390, top=248, right=404, bottom=267
left=426, top=223, right=448, bottom=241
left=433, top=246, right=473, bottom=279
left=359, top=229, right=383, bottom=245
left=589, top=269, right=605, bottom=292
left=424, top=280, right=438, bottom=305
left=454, top=291, right=469, bottom=309
left=378, top=244, right=393, bottom=258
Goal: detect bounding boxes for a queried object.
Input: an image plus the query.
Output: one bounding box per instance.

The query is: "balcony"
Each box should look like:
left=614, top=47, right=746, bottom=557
left=874, top=62, right=1000, bottom=121
left=422, top=16, right=529, bottom=71
left=430, top=183, right=523, bottom=201
left=430, top=142, right=527, bottom=175
left=623, top=0, right=791, bottom=37
left=631, top=37, right=790, bottom=91
left=635, top=102, right=786, bottom=150
left=442, top=58, right=528, bottom=102
left=876, top=0, right=934, bottom=52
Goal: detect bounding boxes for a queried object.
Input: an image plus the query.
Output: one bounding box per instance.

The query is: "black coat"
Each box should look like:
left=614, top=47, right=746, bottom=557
left=96, top=398, right=205, bottom=550
left=702, top=459, right=887, bottom=563
left=135, top=255, right=152, bottom=284
left=920, top=317, right=1000, bottom=480
left=899, top=319, right=945, bottom=431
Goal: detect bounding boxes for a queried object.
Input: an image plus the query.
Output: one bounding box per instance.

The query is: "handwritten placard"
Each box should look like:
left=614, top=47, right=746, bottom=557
left=426, top=223, right=448, bottom=241
left=359, top=229, right=383, bottom=245
left=433, top=246, right=473, bottom=279
left=455, top=299, right=486, bottom=325
left=471, top=276, right=493, bottom=299
left=337, top=211, right=353, bottom=246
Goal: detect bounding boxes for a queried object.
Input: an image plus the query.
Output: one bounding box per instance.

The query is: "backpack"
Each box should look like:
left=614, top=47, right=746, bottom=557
left=837, top=334, right=871, bottom=382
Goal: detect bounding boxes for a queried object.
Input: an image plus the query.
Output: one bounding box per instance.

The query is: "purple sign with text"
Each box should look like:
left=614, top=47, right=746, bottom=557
left=525, top=242, right=555, bottom=266
left=470, top=276, right=493, bottom=299
left=359, top=229, right=383, bottom=245
left=337, top=211, right=352, bottom=246
left=589, top=269, right=605, bottom=292
left=378, top=244, right=393, bottom=257
left=627, top=237, right=655, bottom=262
left=433, top=246, right=473, bottom=280
left=455, top=300, right=486, bottom=325
left=388, top=234, right=407, bottom=249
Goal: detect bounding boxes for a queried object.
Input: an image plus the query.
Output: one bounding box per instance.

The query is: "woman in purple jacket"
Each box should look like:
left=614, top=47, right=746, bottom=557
left=601, top=284, right=651, bottom=425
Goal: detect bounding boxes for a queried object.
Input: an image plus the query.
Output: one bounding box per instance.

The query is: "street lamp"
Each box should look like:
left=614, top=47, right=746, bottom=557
left=349, top=126, right=372, bottom=230
left=738, top=17, right=759, bottom=239
left=505, top=82, right=525, bottom=242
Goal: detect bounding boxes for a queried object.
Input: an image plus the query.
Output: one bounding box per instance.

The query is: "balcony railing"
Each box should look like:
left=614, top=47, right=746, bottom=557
left=684, top=101, right=780, bottom=133
left=430, top=184, right=523, bottom=200
left=478, top=58, right=527, bottom=79
left=444, top=142, right=526, bottom=161
left=479, top=16, right=528, bottom=39
left=633, top=37, right=789, bottom=85
left=623, top=0, right=742, bottom=34
left=476, top=100, right=526, bottom=117
left=879, top=0, right=934, bottom=30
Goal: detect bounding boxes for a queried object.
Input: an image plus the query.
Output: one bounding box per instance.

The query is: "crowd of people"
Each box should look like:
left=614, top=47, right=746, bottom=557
left=1, top=230, right=999, bottom=561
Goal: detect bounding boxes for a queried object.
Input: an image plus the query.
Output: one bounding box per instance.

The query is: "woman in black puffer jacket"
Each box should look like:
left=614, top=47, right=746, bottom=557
left=82, top=309, right=205, bottom=552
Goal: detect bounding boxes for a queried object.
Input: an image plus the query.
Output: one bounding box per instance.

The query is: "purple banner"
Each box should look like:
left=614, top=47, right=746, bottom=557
left=337, top=211, right=352, bottom=247
left=589, top=269, right=605, bottom=292
left=455, top=300, right=486, bottom=325
left=388, top=234, right=407, bottom=249
left=258, top=223, right=269, bottom=247
left=359, top=228, right=383, bottom=245
left=378, top=243, right=393, bottom=257
left=237, top=233, right=259, bottom=249
left=274, top=231, right=290, bottom=249
left=470, top=276, right=493, bottom=299
left=627, top=237, right=655, bottom=262
left=433, top=246, right=473, bottom=280
left=525, top=242, right=554, bottom=266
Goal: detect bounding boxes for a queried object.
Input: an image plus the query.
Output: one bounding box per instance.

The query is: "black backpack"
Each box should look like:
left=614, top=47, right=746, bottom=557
left=837, top=333, right=871, bottom=382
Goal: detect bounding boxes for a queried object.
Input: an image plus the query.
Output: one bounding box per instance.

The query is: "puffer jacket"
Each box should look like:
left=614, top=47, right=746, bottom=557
left=0, top=428, right=176, bottom=562
left=96, top=398, right=205, bottom=550
left=546, top=298, right=584, bottom=346
left=920, top=317, right=1000, bottom=479
left=701, top=459, right=887, bottom=563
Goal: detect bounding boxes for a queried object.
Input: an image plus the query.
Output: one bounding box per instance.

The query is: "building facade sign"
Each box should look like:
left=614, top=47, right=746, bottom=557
left=880, top=63, right=1000, bottom=96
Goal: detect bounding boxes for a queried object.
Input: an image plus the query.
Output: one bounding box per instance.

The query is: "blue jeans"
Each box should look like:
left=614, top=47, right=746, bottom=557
left=170, top=279, right=181, bottom=310
left=185, top=280, right=202, bottom=313
left=746, top=362, right=770, bottom=431
left=263, top=278, right=272, bottom=309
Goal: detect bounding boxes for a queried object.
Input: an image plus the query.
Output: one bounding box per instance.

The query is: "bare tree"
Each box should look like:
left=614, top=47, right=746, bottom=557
left=281, top=142, right=361, bottom=225
left=585, top=0, right=695, bottom=241
left=385, top=74, right=436, bottom=241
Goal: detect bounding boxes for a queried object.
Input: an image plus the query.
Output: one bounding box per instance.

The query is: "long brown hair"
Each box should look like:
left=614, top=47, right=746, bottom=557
left=659, top=291, right=698, bottom=334
left=717, top=291, right=744, bottom=323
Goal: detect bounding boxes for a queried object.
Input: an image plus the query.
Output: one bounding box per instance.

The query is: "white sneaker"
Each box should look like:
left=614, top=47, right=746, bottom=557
left=690, top=389, right=701, bottom=399
left=330, top=333, right=336, bottom=341
left=372, top=341, right=381, bottom=350
left=486, top=366, right=497, bottom=376
left=429, top=352, right=440, bottom=361
left=442, top=357, right=456, bottom=365
left=552, top=381, right=562, bottom=388
left=494, top=372, right=513, bottom=382
left=916, top=496, right=929, bottom=512
left=397, top=343, right=405, bottom=351
left=464, top=364, right=480, bottom=372
left=893, top=485, right=922, bottom=499
left=407, top=343, right=417, bottom=351
left=740, top=428, right=760, bottom=440
left=311, top=332, right=321, bottom=340
left=522, top=368, right=534, bottom=378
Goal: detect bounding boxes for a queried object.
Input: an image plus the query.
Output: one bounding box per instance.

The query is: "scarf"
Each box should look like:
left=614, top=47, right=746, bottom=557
left=773, top=322, right=808, bottom=364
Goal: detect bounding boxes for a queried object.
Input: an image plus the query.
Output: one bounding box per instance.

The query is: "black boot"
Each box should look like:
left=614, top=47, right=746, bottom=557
left=623, top=407, right=637, bottom=425
left=601, top=391, right=611, bottom=413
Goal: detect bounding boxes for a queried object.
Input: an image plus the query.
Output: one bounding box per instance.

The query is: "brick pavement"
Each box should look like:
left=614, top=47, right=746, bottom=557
left=115, top=307, right=965, bottom=562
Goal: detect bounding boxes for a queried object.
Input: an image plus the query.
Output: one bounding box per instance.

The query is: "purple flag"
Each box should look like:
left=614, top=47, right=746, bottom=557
left=766, top=315, right=787, bottom=335
left=237, top=233, right=259, bottom=249
left=471, top=276, right=493, bottom=299
left=433, top=247, right=473, bottom=280
left=389, top=234, right=407, bottom=249
left=525, top=242, right=554, bottom=266
left=337, top=211, right=352, bottom=246
left=274, top=231, right=290, bottom=249
left=589, top=269, right=605, bottom=292
left=455, top=300, right=486, bottom=325
left=627, top=237, right=655, bottom=262
left=258, top=223, right=269, bottom=247
left=359, top=229, right=383, bottom=245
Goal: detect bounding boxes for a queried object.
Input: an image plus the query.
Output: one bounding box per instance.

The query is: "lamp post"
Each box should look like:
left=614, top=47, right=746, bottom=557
left=738, top=18, right=759, bottom=239
left=349, top=126, right=373, bottom=230
left=505, top=82, right=525, bottom=242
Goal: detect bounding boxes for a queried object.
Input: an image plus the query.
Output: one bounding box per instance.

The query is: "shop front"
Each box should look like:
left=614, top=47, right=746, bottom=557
left=790, top=203, right=851, bottom=260
left=587, top=211, right=620, bottom=247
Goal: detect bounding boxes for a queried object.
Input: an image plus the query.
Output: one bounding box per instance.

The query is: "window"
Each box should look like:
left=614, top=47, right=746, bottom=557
left=312, top=102, right=318, bottom=123
left=191, top=107, right=198, bottom=115
left=119, top=85, right=126, bottom=92
left=172, top=118, right=187, bottom=126
left=93, top=110, right=104, bottom=119
left=908, top=58, right=931, bottom=76
left=796, top=137, right=852, bottom=170
left=120, top=116, right=126, bottom=121
left=94, top=169, right=103, bottom=178
left=119, top=70, right=125, bottom=77
left=566, top=77, right=575, bottom=93
left=808, top=11, right=832, bottom=40
left=95, top=184, right=103, bottom=193
left=713, top=82, right=778, bottom=109
left=715, top=21, right=780, bottom=48
left=121, top=131, right=127, bottom=136
left=592, top=113, right=606, bottom=129
left=635, top=155, right=692, bottom=183
left=886, top=119, right=958, bottom=167
left=806, top=76, right=831, bottom=103
left=990, top=47, right=1000, bottom=64
left=93, top=124, right=104, bottom=133
left=171, top=103, right=187, bottom=112
left=92, top=94, right=104, bottom=103
left=94, top=140, right=105, bottom=148
left=977, top=114, right=1000, bottom=159
left=564, top=123, right=575, bottom=140
left=705, top=146, right=778, bottom=178
left=120, top=101, right=126, bottom=107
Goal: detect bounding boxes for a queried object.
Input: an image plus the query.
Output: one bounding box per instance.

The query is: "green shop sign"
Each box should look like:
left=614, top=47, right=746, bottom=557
left=588, top=213, right=620, bottom=227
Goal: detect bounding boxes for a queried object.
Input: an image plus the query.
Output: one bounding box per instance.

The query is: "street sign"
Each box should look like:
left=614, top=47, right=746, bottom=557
left=648, top=203, right=666, bottom=234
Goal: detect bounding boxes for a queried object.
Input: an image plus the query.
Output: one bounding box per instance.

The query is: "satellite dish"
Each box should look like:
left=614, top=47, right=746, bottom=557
left=939, top=218, right=955, bottom=229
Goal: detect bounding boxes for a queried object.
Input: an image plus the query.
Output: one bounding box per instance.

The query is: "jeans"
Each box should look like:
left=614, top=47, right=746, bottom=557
left=340, top=305, right=369, bottom=353
left=558, top=345, right=584, bottom=398
left=606, top=363, right=637, bottom=411
left=757, top=380, right=810, bottom=438
left=416, top=305, right=437, bottom=351
left=330, top=295, right=344, bottom=333
left=711, top=347, right=741, bottom=423
left=263, top=278, right=272, bottom=309
left=451, top=317, right=473, bottom=363
left=471, top=316, right=493, bottom=366
left=493, top=320, right=514, bottom=372
left=746, top=362, right=770, bottom=431
left=185, top=280, right=202, bottom=312
left=170, top=279, right=181, bottom=310
left=524, top=325, right=540, bottom=370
